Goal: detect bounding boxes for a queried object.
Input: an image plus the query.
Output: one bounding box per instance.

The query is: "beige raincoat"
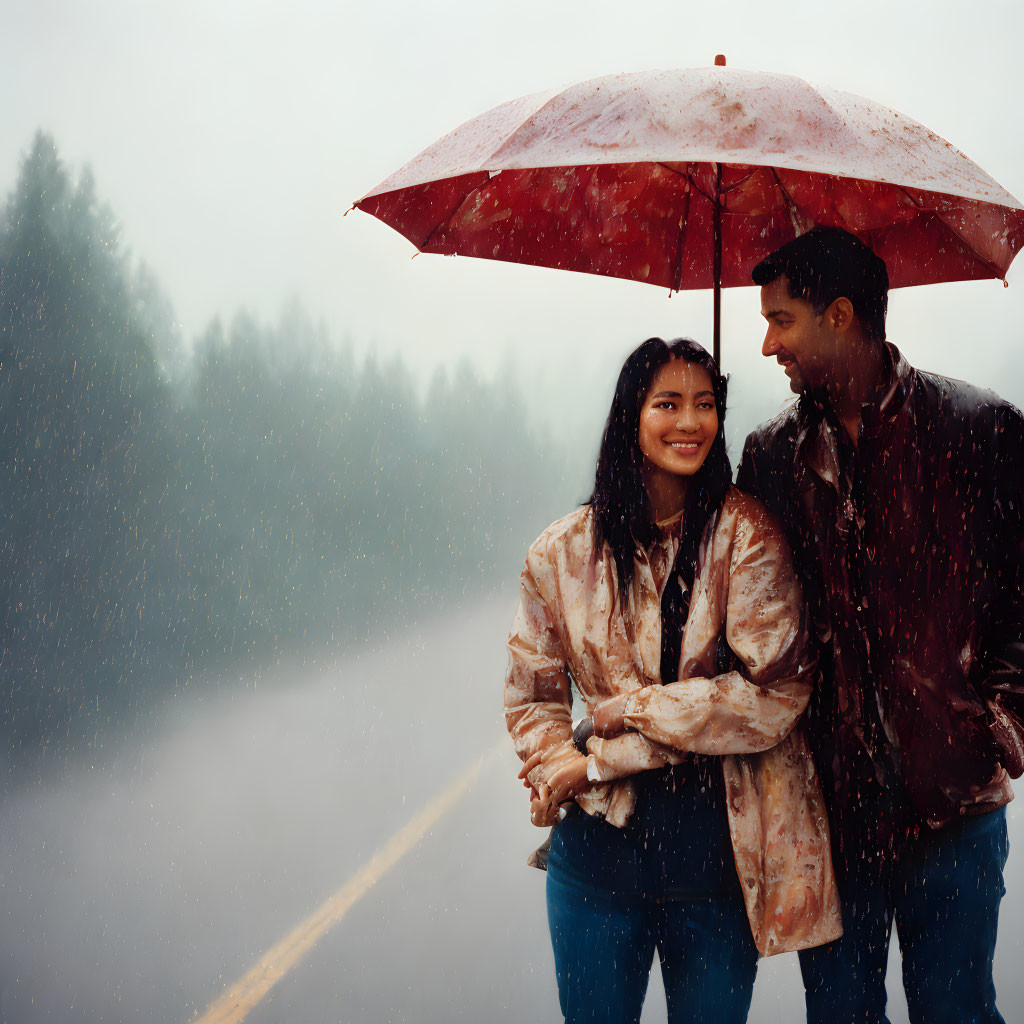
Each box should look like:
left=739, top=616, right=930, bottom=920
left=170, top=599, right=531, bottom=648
left=505, top=487, right=841, bottom=956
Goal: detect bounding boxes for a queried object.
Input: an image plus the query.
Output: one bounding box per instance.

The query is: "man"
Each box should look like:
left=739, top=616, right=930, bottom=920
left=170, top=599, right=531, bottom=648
left=736, top=226, right=1024, bottom=1024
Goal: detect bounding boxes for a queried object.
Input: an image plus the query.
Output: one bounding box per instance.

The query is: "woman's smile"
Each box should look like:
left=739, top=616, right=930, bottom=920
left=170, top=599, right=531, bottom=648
left=660, top=436, right=709, bottom=464
left=638, top=359, right=719, bottom=480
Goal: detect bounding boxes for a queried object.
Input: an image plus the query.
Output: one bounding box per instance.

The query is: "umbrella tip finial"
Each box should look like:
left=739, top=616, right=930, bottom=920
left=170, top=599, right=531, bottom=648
left=715, top=54, right=726, bottom=66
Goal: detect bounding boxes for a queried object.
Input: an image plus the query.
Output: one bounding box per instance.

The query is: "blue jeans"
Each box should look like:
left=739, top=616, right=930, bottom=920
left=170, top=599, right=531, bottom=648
left=800, top=806, right=1009, bottom=1024
left=545, top=764, right=758, bottom=1024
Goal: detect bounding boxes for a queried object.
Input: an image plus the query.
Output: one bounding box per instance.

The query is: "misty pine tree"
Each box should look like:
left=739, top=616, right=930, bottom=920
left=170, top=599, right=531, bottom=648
left=0, top=132, right=578, bottom=779
left=0, top=132, right=173, bottom=766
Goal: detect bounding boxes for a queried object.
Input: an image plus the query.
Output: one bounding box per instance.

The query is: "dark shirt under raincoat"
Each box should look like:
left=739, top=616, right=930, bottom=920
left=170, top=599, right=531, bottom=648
left=738, top=344, right=1024, bottom=835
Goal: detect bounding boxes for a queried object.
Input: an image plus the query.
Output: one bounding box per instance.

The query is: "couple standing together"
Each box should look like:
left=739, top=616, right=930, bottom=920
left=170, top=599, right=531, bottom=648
left=505, top=227, right=1024, bottom=1023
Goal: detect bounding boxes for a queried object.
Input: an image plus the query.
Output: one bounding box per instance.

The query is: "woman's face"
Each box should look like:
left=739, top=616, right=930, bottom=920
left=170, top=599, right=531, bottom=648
left=637, top=359, right=719, bottom=480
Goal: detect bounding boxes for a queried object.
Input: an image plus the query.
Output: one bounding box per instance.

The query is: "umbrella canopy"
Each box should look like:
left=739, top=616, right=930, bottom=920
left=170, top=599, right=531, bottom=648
left=355, top=64, right=1024, bottom=362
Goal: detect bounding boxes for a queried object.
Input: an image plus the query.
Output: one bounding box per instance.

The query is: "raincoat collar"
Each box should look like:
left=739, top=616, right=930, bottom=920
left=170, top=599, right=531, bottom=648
left=629, top=508, right=685, bottom=564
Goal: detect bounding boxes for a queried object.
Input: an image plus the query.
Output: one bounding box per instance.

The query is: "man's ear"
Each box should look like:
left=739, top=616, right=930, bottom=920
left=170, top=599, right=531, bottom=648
left=828, top=297, right=855, bottom=332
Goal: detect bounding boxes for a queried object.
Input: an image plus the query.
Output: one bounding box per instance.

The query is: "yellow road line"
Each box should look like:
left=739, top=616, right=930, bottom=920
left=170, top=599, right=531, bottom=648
left=192, top=740, right=505, bottom=1024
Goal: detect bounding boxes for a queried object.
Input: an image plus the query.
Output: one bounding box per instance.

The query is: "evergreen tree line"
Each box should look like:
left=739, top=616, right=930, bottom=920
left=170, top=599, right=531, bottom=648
left=0, top=133, right=577, bottom=774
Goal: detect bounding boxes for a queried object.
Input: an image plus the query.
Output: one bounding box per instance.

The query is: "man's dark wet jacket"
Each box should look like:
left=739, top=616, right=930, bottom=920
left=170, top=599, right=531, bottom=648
left=738, top=345, right=1024, bottom=829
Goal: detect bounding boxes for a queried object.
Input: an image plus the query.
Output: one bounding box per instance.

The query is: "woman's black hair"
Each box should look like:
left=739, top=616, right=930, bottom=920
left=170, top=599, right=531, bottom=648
left=588, top=337, right=731, bottom=592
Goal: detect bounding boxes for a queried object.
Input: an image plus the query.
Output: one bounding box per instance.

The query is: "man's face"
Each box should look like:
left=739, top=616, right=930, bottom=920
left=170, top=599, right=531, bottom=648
left=759, top=276, right=840, bottom=395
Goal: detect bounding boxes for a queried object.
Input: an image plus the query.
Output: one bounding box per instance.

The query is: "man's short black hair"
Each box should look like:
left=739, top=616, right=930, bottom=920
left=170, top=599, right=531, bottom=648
left=752, top=227, right=889, bottom=342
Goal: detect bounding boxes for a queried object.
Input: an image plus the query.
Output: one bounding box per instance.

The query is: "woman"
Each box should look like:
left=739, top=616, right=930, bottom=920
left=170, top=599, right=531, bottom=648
left=505, top=338, right=840, bottom=1024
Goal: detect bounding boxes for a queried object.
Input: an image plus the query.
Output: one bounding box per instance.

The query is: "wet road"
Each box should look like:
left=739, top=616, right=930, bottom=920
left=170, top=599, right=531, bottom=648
left=2, top=594, right=1022, bottom=1022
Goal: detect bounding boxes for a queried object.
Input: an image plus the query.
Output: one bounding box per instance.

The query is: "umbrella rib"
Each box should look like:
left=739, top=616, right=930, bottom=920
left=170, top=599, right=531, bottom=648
left=894, top=186, right=1004, bottom=280
left=417, top=175, right=493, bottom=253
left=656, top=163, right=715, bottom=206
left=486, top=83, right=590, bottom=167
left=768, top=167, right=1004, bottom=280
left=768, top=168, right=808, bottom=232
left=655, top=162, right=709, bottom=292
left=671, top=187, right=692, bottom=292
left=654, top=163, right=694, bottom=290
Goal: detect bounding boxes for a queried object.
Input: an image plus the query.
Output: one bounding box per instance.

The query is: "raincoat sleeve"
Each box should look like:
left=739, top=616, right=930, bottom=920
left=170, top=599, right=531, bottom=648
left=587, top=506, right=814, bottom=783
left=504, top=536, right=582, bottom=792
left=981, top=403, right=1024, bottom=777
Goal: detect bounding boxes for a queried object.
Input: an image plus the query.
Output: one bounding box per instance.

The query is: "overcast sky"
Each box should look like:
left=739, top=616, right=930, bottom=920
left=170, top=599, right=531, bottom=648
left=5, top=0, right=1024, bottom=411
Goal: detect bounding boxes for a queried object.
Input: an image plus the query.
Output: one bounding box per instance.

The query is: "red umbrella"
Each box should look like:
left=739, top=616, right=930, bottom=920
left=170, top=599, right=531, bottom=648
left=354, top=59, right=1024, bottom=365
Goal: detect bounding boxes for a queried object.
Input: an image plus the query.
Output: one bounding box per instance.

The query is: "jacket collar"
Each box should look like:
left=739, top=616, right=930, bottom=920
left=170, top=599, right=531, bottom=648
left=794, top=342, right=913, bottom=491
left=866, top=342, right=913, bottom=429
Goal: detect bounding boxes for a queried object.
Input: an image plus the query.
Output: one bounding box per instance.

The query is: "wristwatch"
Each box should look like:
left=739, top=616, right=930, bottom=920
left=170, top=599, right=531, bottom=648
left=571, top=716, right=594, bottom=754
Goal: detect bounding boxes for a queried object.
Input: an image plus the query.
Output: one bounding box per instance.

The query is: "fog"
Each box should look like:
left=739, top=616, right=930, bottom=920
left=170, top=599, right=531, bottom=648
left=4, top=595, right=1020, bottom=1023
left=5, top=3, right=1024, bottom=416
left=5, top=0, right=1024, bottom=385
left=4, top=2, right=1024, bottom=1021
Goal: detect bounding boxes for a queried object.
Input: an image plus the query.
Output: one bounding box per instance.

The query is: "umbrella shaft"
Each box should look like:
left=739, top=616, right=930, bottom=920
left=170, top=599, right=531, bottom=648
left=713, top=163, right=722, bottom=368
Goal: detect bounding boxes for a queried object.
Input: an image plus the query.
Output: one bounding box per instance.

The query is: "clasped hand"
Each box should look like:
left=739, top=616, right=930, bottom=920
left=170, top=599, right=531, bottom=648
left=517, top=696, right=633, bottom=826
left=518, top=750, right=590, bottom=826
